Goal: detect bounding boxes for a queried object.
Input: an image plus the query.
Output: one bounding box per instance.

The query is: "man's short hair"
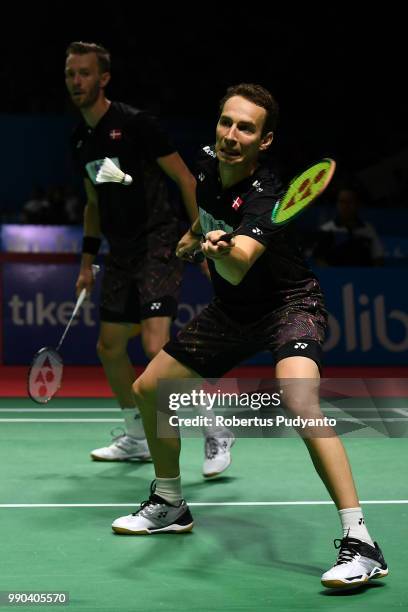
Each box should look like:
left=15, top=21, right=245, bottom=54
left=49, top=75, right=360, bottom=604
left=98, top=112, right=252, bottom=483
left=66, top=41, right=111, bottom=73
left=219, top=83, right=279, bottom=134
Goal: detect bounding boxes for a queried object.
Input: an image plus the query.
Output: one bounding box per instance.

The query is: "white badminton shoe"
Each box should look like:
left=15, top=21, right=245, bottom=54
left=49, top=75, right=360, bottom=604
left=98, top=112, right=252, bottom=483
left=202, top=432, right=235, bottom=478
left=90, top=430, right=151, bottom=462
left=112, top=482, right=194, bottom=535
left=321, top=536, right=388, bottom=588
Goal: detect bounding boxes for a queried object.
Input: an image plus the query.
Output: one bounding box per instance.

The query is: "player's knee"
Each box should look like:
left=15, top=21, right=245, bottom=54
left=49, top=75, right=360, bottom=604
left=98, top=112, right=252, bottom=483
left=282, top=391, right=321, bottom=419
left=96, top=338, right=124, bottom=362
left=142, top=336, right=167, bottom=360
left=132, top=374, right=156, bottom=405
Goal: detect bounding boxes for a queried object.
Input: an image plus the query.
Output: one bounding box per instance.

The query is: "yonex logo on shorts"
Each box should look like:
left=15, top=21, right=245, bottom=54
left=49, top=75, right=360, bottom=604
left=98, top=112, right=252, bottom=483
left=151, top=302, right=162, bottom=310
left=252, top=227, right=262, bottom=235
left=198, top=172, right=205, bottom=182
left=294, top=342, right=308, bottom=349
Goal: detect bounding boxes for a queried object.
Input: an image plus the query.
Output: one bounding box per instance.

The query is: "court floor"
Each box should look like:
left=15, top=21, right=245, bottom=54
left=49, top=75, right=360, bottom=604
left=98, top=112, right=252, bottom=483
left=0, top=397, right=407, bottom=611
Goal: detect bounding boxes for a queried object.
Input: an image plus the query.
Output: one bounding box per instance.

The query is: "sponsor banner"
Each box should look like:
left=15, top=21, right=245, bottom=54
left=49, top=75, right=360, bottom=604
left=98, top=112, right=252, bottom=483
left=2, top=263, right=212, bottom=365
left=0, top=224, right=108, bottom=254
left=2, top=263, right=407, bottom=365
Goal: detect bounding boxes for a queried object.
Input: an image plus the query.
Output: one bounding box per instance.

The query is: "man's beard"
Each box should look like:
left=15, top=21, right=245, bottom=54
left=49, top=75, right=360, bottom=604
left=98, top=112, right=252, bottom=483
left=72, top=83, right=100, bottom=109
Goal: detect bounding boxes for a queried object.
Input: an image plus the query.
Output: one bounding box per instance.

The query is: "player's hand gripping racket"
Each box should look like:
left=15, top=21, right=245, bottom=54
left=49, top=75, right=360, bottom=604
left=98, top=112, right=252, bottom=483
left=27, top=264, right=100, bottom=404
left=192, top=158, right=335, bottom=262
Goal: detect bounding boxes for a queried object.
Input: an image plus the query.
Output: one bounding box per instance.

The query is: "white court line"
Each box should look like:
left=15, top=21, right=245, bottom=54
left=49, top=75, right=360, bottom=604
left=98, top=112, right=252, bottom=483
left=1, top=500, right=407, bottom=508
left=0, top=408, right=120, bottom=413
left=393, top=408, right=408, bottom=417
left=0, top=419, right=123, bottom=423
left=2, top=417, right=408, bottom=424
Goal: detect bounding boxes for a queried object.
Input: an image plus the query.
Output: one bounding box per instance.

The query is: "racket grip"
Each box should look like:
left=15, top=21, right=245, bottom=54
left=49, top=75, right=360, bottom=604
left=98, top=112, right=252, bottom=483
left=216, top=232, right=234, bottom=243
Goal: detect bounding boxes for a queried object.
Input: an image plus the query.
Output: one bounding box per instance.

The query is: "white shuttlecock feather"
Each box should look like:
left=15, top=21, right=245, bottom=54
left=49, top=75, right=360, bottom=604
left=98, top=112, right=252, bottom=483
left=95, top=157, right=133, bottom=186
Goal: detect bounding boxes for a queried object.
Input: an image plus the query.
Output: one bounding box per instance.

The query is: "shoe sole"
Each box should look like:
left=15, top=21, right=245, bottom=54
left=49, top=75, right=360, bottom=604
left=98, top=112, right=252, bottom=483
left=90, top=454, right=152, bottom=462
left=112, top=522, right=194, bottom=535
left=203, top=455, right=232, bottom=478
left=321, top=567, right=388, bottom=589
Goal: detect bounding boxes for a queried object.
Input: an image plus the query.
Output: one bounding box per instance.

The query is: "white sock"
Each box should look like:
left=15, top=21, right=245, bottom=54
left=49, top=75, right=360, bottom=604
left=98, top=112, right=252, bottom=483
left=196, top=403, right=230, bottom=438
left=122, top=407, right=145, bottom=439
left=339, top=507, right=374, bottom=546
left=155, top=476, right=183, bottom=505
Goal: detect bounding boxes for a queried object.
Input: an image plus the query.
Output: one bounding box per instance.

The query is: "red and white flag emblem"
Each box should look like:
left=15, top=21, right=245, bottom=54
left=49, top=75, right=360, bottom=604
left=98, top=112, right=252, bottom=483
left=110, top=129, right=122, bottom=140
left=232, top=197, right=243, bottom=211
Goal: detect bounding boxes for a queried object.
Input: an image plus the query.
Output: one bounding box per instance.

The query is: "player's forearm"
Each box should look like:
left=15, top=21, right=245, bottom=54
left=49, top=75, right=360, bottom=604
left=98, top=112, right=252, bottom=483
left=81, top=203, right=101, bottom=268
left=213, top=248, right=250, bottom=285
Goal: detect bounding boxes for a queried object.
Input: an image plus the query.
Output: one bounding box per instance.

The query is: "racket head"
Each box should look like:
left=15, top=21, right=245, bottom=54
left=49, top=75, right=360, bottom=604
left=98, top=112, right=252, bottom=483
left=27, top=347, right=63, bottom=404
left=272, top=158, right=336, bottom=225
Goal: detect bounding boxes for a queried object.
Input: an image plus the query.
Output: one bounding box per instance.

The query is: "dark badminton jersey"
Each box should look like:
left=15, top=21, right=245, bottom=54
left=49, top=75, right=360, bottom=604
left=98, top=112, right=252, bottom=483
left=197, top=146, right=326, bottom=322
left=71, top=101, right=178, bottom=255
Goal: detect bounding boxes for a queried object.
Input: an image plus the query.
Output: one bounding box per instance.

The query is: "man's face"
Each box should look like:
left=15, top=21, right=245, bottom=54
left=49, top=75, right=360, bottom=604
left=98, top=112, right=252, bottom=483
left=65, top=52, right=109, bottom=109
left=215, top=95, right=273, bottom=167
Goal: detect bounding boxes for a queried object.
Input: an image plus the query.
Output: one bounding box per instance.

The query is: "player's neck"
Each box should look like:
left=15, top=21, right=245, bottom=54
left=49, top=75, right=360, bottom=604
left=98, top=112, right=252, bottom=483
left=219, top=160, right=258, bottom=190
left=81, top=97, right=111, bottom=128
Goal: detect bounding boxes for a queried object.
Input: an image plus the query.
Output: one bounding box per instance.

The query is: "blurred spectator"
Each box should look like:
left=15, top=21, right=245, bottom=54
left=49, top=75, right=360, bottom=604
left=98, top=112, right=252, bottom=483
left=313, top=185, right=384, bottom=266
left=21, top=184, right=81, bottom=225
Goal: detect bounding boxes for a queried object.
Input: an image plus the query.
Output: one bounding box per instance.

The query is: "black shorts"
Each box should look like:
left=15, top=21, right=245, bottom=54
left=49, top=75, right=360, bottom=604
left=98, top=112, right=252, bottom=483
left=100, top=230, right=184, bottom=323
left=163, top=298, right=327, bottom=378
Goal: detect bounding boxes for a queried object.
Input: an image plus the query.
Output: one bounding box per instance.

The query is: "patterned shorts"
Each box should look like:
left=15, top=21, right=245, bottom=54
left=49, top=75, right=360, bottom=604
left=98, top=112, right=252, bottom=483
left=163, top=297, right=328, bottom=378
left=100, top=225, right=184, bottom=323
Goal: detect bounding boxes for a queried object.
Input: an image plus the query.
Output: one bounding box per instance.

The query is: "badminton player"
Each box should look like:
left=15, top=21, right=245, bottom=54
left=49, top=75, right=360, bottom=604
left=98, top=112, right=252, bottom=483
left=65, top=41, right=234, bottom=477
left=112, top=84, right=388, bottom=590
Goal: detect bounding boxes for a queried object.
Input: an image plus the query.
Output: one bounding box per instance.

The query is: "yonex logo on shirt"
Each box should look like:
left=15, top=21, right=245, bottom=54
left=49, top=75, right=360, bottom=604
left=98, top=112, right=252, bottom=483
left=198, top=173, right=205, bottom=182
left=252, top=227, right=262, bottom=235
left=151, top=302, right=162, bottom=310
left=203, top=146, right=216, bottom=158
left=252, top=180, right=263, bottom=192
left=294, top=342, right=308, bottom=349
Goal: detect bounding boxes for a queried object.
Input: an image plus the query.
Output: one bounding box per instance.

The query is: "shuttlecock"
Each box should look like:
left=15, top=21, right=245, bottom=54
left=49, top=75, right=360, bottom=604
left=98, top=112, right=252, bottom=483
left=96, top=158, right=133, bottom=186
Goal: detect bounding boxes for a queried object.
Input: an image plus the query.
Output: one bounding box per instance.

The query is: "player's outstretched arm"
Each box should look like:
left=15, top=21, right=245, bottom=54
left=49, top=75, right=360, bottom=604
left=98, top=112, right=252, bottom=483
left=202, top=232, right=265, bottom=285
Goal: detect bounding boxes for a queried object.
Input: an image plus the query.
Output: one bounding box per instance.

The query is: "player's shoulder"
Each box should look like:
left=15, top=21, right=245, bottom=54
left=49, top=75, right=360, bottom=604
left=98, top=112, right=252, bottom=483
left=110, top=101, right=145, bottom=122
left=195, top=144, right=218, bottom=176
left=251, top=163, right=283, bottom=198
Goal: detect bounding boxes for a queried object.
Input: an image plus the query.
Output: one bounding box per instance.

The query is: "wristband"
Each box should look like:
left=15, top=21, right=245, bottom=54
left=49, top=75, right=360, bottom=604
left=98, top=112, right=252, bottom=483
left=82, top=236, right=102, bottom=255
left=189, top=227, right=202, bottom=238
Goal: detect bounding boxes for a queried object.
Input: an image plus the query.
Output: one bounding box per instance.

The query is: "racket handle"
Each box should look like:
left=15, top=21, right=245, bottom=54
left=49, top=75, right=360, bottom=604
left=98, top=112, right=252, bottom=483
left=217, top=232, right=234, bottom=243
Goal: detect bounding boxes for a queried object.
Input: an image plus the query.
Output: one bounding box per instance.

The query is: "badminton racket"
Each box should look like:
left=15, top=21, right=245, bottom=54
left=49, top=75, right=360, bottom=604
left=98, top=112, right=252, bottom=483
left=191, top=158, right=335, bottom=262
left=27, top=264, right=100, bottom=404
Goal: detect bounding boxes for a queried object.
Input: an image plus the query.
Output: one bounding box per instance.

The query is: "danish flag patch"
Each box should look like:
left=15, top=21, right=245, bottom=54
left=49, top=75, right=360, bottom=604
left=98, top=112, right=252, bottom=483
left=110, top=129, right=122, bottom=140
left=232, top=197, right=243, bottom=211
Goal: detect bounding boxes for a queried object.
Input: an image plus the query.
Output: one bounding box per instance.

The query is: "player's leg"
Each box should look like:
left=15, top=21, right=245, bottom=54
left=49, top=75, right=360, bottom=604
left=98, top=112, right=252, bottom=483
left=140, top=245, right=235, bottom=478
left=90, top=320, right=150, bottom=462
left=97, top=321, right=138, bottom=407
left=112, top=349, right=198, bottom=535
left=90, top=254, right=153, bottom=461
left=276, top=355, right=388, bottom=589
left=140, top=316, right=172, bottom=360
left=276, top=355, right=359, bottom=509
